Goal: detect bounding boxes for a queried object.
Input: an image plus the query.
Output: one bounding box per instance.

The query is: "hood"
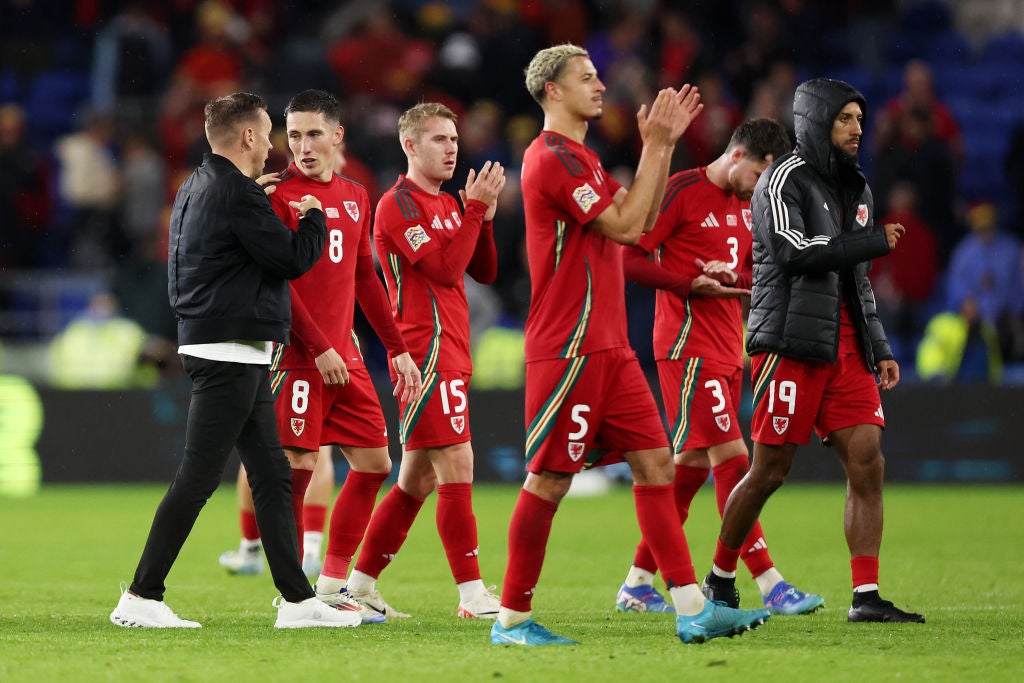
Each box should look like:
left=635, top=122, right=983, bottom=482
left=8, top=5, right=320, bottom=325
left=793, top=78, right=866, bottom=182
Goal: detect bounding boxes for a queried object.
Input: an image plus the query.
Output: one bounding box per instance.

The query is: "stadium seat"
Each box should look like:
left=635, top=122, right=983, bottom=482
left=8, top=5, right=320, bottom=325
left=24, top=70, right=91, bottom=140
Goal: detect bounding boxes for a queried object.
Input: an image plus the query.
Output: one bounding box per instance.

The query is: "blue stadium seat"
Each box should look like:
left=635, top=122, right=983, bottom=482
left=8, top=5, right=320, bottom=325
left=0, top=69, right=23, bottom=104
left=919, top=30, right=973, bottom=67
left=980, top=31, right=1024, bottom=65
left=24, top=69, right=91, bottom=140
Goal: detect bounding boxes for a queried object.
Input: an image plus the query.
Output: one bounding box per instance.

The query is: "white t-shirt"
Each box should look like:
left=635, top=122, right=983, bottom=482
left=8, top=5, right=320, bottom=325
left=178, top=341, right=272, bottom=365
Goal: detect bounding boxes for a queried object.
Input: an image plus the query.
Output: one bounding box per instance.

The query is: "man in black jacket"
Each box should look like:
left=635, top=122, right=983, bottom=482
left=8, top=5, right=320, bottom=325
left=701, top=79, right=924, bottom=624
left=110, top=92, right=360, bottom=629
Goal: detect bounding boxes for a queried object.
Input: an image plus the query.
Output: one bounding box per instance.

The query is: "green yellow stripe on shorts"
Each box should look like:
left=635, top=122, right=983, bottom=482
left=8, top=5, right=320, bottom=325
left=667, top=299, right=694, bottom=360
left=751, top=353, right=781, bottom=411
left=669, top=358, right=701, bottom=454
left=400, top=372, right=439, bottom=445
left=269, top=369, right=288, bottom=399
left=525, top=356, right=588, bottom=461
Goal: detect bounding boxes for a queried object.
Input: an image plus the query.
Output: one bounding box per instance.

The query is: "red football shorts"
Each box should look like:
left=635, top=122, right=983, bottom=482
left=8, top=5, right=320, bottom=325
left=272, top=367, right=389, bottom=451
left=524, top=347, right=668, bottom=474
left=398, top=370, right=472, bottom=450
left=657, top=358, right=744, bottom=453
left=750, top=351, right=885, bottom=446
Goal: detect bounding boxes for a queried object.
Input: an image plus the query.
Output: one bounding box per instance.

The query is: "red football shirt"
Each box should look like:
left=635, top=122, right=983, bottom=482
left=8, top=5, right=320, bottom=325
left=636, top=167, right=752, bottom=368
left=373, top=175, right=481, bottom=374
left=269, top=163, right=371, bottom=371
left=521, top=131, right=626, bottom=361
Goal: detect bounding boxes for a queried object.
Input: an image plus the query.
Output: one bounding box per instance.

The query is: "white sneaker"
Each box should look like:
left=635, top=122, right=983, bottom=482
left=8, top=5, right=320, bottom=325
left=301, top=552, right=323, bottom=580
left=273, top=596, right=361, bottom=628
left=315, top=585, right=387, bottom=624
left=219, top=544, right=264, bottom=575
left=458, top=586, right=500, bottom=619
left=109, top=588, right=202, bottom=628
left=348, top=586, right=411, bottom=619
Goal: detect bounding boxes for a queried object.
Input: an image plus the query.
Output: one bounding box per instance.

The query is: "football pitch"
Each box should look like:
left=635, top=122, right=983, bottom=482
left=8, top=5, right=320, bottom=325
left=1, top=482, right=1021, bottom=682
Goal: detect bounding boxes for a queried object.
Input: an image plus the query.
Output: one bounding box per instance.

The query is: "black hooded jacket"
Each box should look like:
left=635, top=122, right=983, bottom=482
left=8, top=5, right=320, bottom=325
left=745, top=78, right=893, bottom=367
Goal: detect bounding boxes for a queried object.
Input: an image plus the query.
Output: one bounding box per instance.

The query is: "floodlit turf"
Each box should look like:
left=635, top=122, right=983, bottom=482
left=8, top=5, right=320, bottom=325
left=1, top=483, right=1022, bottom=682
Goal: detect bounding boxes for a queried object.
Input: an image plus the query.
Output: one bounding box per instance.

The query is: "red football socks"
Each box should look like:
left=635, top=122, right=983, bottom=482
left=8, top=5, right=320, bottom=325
left=501, top=489, right=558, bottom=612
left=353, top=485, right=424, bottom=579
left=634, top=483, right=697, bottom=587
left=712, top=455, right=774, bottom=578
left=321, top=470, right=388, bottom=579
left=631, top=464, right=707, bottom=573
left=437, top=482, right=481, bottom=584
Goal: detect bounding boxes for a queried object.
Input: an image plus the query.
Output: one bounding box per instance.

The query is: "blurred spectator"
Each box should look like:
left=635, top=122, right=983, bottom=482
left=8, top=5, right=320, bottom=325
left=946, top=201, right=1024, bottom=363
left=869, top=181, right=940, bottom=360
left=873, top=59, right=964, bottom=167
left=48, top=292, right=157, bottom=389
left=744, top=60, right=797, bottom=141
left=119, top=129, right=167, bottom=256
left=520, top=0, right=589, bottom=48
left=0, top=104, right=50, bottom=268
left=654, top=8, right=704, bottom=88
left=916, top=299, right=1002, bottom=385
left=90, top=2, right=172, bottom=119
left=722, top=0, right=787, bottom=104
left=872, top=105, right=958, bottom=261
left=53, top=110, right=123, bottom=268
left=157, top=0, right=246, bottom=172
left=327, top=8, right=435, bottom=103
left=173, top=1, right=246, bottom=96
left=681, top=70, right=743, bottom=167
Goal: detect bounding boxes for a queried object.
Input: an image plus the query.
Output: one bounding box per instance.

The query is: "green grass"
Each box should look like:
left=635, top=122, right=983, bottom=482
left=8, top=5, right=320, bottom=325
left=1, top=483, right=1022, bottom=682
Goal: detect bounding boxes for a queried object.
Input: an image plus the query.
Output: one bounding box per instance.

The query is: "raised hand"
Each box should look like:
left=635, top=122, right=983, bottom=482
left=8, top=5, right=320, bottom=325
left=460, top=161, right=506, bottom=221
left=669, top=84, right=703, bottom=142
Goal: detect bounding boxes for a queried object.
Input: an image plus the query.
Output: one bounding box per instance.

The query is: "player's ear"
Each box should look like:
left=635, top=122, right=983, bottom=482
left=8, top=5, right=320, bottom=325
left=335, top=125, right=345, bottom=145
left=544, top=80, right=560, bottom=102
left=240, top=126, right=254, bottom=151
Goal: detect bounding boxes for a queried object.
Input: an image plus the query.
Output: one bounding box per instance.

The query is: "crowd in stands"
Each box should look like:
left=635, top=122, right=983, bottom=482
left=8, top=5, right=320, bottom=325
left=1, top=0, right=1023, bottom=386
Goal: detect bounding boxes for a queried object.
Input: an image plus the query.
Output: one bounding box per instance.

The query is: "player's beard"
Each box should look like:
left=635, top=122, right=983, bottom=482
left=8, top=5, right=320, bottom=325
left=833, top=144, right=858, bottom=169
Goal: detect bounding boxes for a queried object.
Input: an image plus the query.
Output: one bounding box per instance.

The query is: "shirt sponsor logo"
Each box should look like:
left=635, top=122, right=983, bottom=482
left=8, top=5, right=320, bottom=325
left=742, top=208, right=752, bottom=230
left=715, top=414, right=731, bottom=432
left=344, top=201, right=359, bottom=221
left=772, top=416, right=789, bottom=435
left=568, top=441, right=586, bottom=462
left=856, top=203, right=869, bottom=226
left=404, top=225, right=431, bottom=251
left=325, top=207, right=340, bottom=218
left=291, top=417, right=305, bottom=437
left=450, top=415, right=465, bottom=434
left=572, top=183, right=600, bottom=213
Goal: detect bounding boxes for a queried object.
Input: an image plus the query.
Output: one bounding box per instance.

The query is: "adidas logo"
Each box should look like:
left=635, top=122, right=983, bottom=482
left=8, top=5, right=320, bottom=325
left=700, top=212, right=720, bottom=228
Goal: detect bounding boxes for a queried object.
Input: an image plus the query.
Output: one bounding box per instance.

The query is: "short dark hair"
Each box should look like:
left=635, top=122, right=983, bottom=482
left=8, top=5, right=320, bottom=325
left=284, top=89, right=342, bottom=125
left=204, top=92, right=266, bottom=142
left=728, top=118, right=792, bottom=162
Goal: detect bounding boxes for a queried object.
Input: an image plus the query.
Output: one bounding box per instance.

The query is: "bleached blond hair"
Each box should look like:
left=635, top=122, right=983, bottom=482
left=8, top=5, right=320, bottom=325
left=398, top=102, right=458, bottom=145
left=524, top=44, right=590, bottom=105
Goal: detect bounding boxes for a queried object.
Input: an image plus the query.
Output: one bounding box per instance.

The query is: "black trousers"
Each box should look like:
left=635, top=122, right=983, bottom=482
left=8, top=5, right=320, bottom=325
left=130, top=355, right=313, bottom=603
